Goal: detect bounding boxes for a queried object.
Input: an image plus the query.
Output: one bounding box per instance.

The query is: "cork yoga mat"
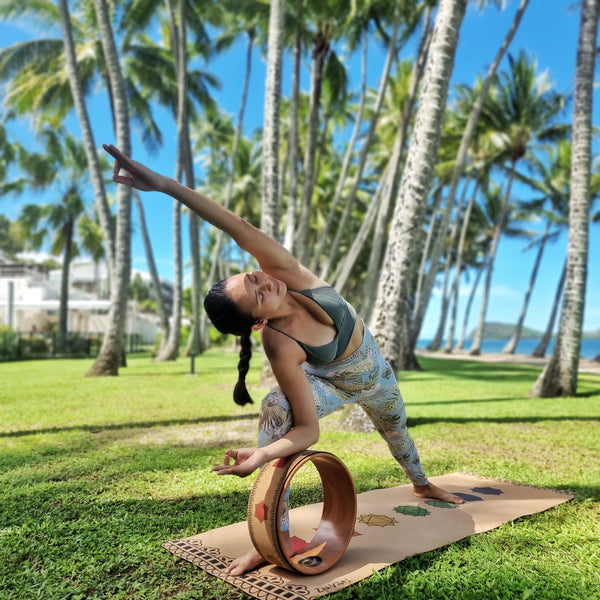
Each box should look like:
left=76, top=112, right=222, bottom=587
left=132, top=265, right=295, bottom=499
left=163, top=472, right=575, bottom=600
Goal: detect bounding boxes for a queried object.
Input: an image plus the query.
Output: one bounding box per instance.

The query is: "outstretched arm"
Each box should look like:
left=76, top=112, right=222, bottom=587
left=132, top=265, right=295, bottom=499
left=104, top=144, right=316, bottom=282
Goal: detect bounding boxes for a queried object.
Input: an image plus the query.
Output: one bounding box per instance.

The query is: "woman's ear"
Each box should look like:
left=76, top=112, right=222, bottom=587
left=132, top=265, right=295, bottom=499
left=251, top=319, right=268, bottom=332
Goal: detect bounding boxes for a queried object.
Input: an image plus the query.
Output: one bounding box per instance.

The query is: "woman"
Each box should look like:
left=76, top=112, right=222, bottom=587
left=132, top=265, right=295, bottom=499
left=103, top=144, right=464, bottom=575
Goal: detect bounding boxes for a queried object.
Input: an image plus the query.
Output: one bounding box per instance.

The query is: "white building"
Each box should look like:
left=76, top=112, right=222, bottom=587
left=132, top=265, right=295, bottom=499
left=0, top=255, right=166, bottom=344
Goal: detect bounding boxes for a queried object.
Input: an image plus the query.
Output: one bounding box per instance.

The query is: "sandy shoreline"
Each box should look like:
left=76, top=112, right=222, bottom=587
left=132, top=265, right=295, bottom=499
left=416, top=348, right=600, bottom=374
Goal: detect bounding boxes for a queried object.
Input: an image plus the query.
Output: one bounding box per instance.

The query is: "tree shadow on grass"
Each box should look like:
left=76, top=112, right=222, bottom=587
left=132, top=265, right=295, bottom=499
left=0, top=412, right=260, bottom=438
left=407, top=414, right=600, bottom=427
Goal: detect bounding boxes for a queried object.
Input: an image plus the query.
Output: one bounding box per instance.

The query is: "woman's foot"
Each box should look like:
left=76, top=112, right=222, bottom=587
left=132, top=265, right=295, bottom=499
left=225, top=548, right=265, bottom=576
left=413, top=481, right=465, bottom=504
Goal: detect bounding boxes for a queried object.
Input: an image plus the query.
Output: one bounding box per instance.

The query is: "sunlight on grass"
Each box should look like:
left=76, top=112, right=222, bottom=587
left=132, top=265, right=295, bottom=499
left=1, top=351, right=599, bottom=599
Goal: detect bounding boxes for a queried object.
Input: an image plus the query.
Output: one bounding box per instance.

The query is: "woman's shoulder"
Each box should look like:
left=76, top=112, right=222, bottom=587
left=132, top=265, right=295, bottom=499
left=261, top=326, right=306, bottom=365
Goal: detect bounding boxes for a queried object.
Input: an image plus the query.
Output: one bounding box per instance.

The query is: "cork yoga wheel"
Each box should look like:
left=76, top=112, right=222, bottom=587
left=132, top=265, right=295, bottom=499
left=247, top=450, right=357, bottom=575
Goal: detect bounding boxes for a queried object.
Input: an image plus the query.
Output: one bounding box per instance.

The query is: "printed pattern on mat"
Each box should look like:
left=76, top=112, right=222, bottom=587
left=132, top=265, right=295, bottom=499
left=163, top=539, right=312, bottom=600
left=356, top=486, right=500, bottom=527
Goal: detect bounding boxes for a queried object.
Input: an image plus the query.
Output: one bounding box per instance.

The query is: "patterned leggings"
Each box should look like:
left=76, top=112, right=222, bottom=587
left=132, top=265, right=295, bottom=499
left=257, top=326, right=428, bottom=522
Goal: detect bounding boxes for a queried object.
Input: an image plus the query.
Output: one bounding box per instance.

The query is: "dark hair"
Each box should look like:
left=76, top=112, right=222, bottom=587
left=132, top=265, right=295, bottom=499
left=203, top=278, right=256, bottom=406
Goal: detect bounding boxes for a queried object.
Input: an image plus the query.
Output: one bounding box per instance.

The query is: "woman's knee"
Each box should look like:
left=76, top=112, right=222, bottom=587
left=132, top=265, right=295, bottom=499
left=257, top=388, right=293, bottom=447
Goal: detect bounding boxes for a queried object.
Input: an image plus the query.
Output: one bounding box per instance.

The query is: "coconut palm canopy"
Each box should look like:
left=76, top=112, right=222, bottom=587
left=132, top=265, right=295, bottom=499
left=0, top=0, right=598, bottom=390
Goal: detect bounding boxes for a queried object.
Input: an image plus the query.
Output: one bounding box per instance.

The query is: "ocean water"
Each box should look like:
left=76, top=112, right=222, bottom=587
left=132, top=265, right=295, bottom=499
left=416, top=337, right=600, bottom=360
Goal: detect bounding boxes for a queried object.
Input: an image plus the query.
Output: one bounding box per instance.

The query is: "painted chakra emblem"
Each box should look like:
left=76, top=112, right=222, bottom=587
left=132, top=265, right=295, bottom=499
left=358, top=514, right=398, bottom=527
left=254, top=501, right=268, bottom=523
left=394, top=505, right=431, bottom=517
left=472, top=486, right=504, bottom=496
left=425, top=500, right=458, bottom=509
left=454, top=492, right=483, bottom=502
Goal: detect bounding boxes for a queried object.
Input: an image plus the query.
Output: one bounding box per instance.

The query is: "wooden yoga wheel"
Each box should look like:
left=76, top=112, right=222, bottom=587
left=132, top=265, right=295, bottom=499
left=247, top=450, right=357, bottom=575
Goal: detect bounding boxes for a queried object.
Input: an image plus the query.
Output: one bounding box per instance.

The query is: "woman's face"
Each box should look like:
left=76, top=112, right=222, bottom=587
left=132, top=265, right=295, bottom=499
left=225, top=271, right=286, bottom=322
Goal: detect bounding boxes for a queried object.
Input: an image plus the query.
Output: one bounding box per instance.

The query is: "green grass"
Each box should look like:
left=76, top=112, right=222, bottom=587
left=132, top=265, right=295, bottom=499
left=1, top=351, right=599, bottom=600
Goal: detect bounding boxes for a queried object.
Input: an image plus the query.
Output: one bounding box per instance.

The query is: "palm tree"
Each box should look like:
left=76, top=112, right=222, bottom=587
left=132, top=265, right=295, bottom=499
left=0, top=1, right=117, bottom=272
left=360, top=10, right=434, bottom=321
left=57, top=0, right=115, bottom=271
left=86, top=0, right=133, bottom=376
left=410, top=0, right=531, bottom=353
left=468, top=51, right=566, bottom=355
left=260, top=0, right=286, bottom=239
left=530, top=0, right=599, bottom=396
left=205, top=20, right=258, bottom=294
left=157, top=0, right=191, bottom=362
left=293, top=2, right=350, bottom=265
left=15, top=130, right=91, bottom=345
left=501, top=141, right=571, bottom=354
left=370, top=0, right=467, bottom=371
left=514, top=140, right=600, bottom=357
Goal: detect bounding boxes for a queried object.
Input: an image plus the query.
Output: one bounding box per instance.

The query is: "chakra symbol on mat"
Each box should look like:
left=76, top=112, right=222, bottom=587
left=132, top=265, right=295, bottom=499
left=358, top=514, right=398, bottom=527
left=472, top=486, right=504, bottom=495
left=394, top=505, right=430, bottom=517
left=254, top=501, right=268, bottom=523
left=454, top=492, right=483, bottom=502
left=298, top=556, right=323, bottom=567
left=425, top=500, right=458, bottom=509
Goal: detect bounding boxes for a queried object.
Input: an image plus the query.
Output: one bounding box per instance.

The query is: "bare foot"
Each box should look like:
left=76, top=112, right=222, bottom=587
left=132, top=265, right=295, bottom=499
left=225, top=548, right=265, bottom=576
left=413, top=482, right=465, bottom=505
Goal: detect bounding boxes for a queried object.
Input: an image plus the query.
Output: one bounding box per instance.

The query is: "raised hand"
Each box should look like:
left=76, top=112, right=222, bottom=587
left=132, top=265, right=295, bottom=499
left=103, top=144, right=166, bottom=192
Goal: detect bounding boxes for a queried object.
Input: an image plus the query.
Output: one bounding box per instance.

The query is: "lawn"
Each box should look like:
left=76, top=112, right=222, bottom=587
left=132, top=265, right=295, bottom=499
left=1, top=350, right=599, bottom=600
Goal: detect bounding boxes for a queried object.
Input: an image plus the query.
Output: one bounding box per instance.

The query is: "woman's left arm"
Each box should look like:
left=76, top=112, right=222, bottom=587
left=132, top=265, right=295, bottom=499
left=104, top=144, right=321, bottom=287
left=213, top=342, right=319, bottom=477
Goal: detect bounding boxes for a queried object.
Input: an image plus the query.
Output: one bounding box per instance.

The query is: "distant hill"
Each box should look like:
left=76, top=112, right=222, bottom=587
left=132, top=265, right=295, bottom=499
left=468, top=322, right=543, bottom=339
left=582, top=328, right=600, bottom=340
left=468, top=322, right=600, bottom=339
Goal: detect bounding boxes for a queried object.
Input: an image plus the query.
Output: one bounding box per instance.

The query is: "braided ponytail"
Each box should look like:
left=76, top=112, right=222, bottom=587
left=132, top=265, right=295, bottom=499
left=203, top=278, right=257, bottom=406
left=233, top=333, right=254, bottom=405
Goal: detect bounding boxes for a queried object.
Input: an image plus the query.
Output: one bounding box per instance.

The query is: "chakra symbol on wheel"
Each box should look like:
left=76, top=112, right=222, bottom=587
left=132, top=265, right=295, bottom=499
left=298, top=556, right=323, bottom=567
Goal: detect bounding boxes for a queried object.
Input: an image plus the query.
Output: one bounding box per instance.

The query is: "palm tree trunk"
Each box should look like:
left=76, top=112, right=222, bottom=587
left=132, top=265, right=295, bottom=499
left=205, top=26, right=254, bottom=306
left=457, top=262, right=485, bottom=351
left=414, top=0, right=530, bottom=355
left=156, top=0, right=188, bottom=362
left=444, top=181, right=478, bottom=352
left=283, top=29, right=301, bottom=252
left=57, top=0, right=115, bottom=270
left=157, top=198, right=182, bottom=362
left=295, top=25, right=330, bottom=265
left=319, top=14, right=400, bottom=280
left=469, top=162, right=517, bottom=355
left=531, top=260, right=566, bottom=357
left=260, top=0, right=285, bottom=239
left=86, top=0, right=132, bottom=376
left=370, top=0, right=466, bottom=371
left=333, top=183, right=381, bottom=293
left=175, top=0, right=202, bottom=359
left=360, top=10, right=433, bottom=322
left=530, top=0, right=598, bottom=396
left=133, top=191, right=169, bottom=338
left=411, top=188, right=442, bottom=338
left=502, top=219, right=550, bottom=354
left=311, top=30, right=368, bottom=273
left=58, top=212, right=74, bottom=348
left=423, top=180, right=471, bottom=351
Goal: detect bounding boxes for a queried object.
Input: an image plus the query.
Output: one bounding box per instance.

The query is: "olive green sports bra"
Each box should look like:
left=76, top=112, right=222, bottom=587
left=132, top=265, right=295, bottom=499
left=266, top=286, right=357, bottom=366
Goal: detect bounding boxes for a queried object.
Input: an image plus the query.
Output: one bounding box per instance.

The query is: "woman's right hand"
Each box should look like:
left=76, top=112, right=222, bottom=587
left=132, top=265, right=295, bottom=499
left=103, top=144, right=166, bottom=193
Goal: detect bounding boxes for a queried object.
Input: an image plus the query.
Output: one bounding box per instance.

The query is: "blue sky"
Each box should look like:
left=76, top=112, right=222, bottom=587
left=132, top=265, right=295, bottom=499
left=1, top=0, right=599, bottom=340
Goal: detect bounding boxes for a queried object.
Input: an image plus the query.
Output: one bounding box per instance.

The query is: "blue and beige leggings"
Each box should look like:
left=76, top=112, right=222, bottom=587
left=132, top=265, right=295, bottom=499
left=256, top=326, right=428, bottom=531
